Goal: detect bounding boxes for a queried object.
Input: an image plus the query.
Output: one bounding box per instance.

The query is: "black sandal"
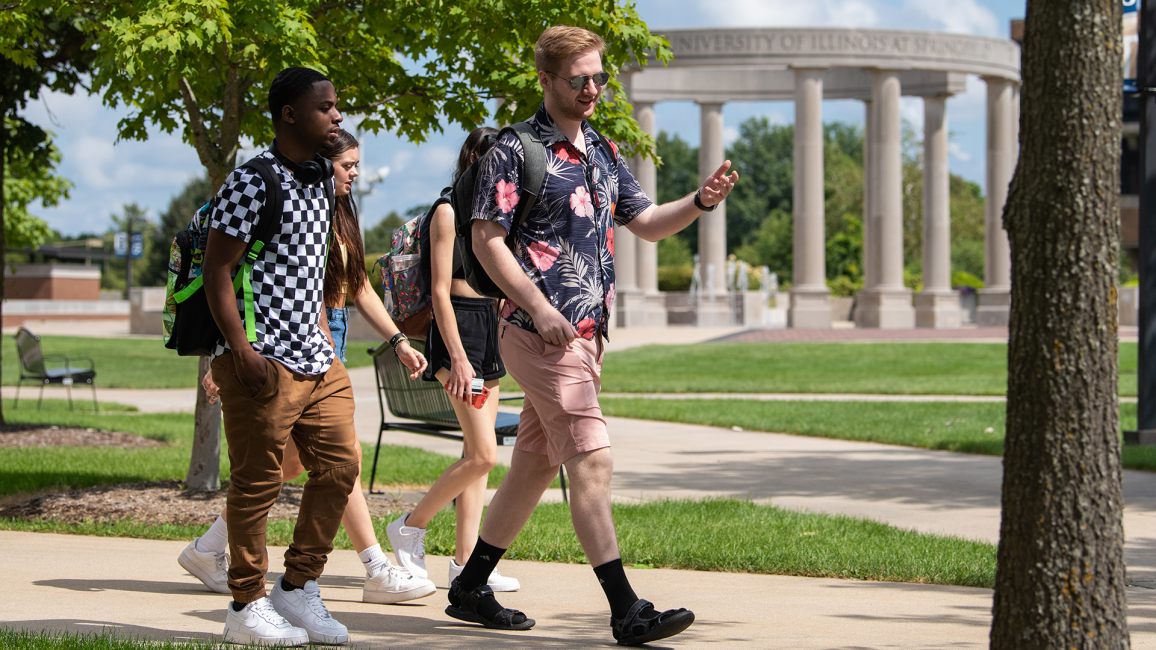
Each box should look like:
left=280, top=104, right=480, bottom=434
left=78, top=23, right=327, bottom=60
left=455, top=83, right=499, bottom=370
left=611, top=599, right=695, bottom=646
left=445, top=578, right=535, bottom=631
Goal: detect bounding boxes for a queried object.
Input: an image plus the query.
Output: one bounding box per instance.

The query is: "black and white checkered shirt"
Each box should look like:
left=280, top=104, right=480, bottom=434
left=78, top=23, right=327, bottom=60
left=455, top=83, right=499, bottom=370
left=208, top=150, right=334, bottom=376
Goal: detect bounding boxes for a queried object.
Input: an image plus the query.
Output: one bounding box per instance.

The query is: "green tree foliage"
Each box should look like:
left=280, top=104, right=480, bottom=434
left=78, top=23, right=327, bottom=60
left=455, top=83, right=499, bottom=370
left=74, top=0, right=671, bottom=188
left=724, top=118, right=794, bottom=253
left=654, top=130, right=699, bottom=260
left=363, top=211, right=406, bottom=257
left=3, top=118, right=64, bottom=251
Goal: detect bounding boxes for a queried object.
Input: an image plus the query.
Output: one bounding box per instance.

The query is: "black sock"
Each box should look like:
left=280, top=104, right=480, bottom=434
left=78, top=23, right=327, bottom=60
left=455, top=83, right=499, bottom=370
left=231, top=601, right=247, bottom=612
left=458, top=537, right=506, bottom=593
left=594, top=559, right=639, bottom=620
left=281, top=576, right=302, bottom=592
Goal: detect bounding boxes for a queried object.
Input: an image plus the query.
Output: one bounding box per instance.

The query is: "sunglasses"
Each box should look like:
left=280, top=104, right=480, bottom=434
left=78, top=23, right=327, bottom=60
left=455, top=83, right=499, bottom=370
left=546, top=70, right=611, bottom=90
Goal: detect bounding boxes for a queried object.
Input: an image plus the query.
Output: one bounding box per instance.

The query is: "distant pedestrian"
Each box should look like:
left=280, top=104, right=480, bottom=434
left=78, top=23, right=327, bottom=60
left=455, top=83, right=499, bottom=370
left=447, top=25, right=737, bottom=646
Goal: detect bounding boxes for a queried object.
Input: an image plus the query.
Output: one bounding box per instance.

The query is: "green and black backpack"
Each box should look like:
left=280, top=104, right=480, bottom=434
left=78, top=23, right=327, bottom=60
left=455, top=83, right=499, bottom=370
left=162, top=156, right=334, bottom=356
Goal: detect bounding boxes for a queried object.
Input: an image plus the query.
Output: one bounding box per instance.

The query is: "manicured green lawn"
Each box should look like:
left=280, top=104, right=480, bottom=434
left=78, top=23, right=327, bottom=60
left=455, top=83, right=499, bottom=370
left=0, top=399, right=506, bottom=497
left=598, top=341, right=1139, bottom=397
left=0, top=336, right=382, bottom=389
left=599, top=398, right=1156, bottom=471
left=2, top=337, right=1142, bottom=397
left=2, top=497, right=996, bottom=588
left=0, top=629, right=217, bottom=650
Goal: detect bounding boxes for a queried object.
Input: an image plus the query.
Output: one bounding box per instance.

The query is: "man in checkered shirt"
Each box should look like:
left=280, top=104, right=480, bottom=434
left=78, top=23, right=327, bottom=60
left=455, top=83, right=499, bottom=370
left=202, top=67, right=356, bottom=647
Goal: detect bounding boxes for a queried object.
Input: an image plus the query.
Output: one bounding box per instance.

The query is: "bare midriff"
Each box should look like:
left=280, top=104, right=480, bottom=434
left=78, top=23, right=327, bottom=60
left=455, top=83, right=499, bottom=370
left=449, top=277, right=485, bottom=299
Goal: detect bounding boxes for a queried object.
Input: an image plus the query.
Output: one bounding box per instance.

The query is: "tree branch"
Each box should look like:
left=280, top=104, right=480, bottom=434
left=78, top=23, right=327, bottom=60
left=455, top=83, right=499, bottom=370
left=177, top=77, right=216, bottom=171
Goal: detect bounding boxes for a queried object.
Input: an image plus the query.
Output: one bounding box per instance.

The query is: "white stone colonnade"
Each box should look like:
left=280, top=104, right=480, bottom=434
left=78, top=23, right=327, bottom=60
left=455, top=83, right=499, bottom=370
left=619, top=27, right=1022, bottom=328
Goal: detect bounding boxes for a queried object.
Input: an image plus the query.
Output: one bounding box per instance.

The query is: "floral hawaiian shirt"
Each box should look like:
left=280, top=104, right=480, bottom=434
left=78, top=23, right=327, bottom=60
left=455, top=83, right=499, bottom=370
left=472, top=104, right=653, bottom=340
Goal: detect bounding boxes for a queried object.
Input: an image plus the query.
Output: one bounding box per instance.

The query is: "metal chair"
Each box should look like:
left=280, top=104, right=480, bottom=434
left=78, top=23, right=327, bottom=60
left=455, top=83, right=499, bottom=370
left=366, top=339, right=567, bottom=500
left=14, top=327, right=98, bottom=411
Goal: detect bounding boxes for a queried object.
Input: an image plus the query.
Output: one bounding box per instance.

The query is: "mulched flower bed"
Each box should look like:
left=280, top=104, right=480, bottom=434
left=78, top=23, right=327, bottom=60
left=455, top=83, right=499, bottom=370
left=0, top=424, right=167, bottom=449
left=0, top=480, right=407, bottom=526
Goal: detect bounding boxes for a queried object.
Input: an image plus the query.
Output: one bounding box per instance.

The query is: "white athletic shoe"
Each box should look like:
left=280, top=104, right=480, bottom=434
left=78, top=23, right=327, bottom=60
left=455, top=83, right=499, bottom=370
left=178, top=539, right=230, bottom=594
left=269, top=579, right=349, bottom=645
left=363, top=563, right=436, bottom=604
left=448, top=558, right=521, bottom=592
left=222, top=597, right=308, bottom=647
left=386, top=512, right=428, bottom=580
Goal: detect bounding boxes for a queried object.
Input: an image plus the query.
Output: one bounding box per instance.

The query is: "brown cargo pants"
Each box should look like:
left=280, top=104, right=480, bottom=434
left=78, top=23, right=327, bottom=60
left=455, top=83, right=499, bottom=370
left=212, top=352, right=360, bottom=603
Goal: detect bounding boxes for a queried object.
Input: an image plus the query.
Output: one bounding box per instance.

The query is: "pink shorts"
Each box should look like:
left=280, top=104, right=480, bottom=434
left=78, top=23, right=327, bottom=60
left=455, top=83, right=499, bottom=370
left=498, top=320, right=610, bottom=466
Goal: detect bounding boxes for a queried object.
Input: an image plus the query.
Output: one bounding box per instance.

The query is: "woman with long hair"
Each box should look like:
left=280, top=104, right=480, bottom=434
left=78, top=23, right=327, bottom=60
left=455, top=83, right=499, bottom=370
left=179, top=129, right=437, bottom=605
left=386, top=126, right=519, bottom=592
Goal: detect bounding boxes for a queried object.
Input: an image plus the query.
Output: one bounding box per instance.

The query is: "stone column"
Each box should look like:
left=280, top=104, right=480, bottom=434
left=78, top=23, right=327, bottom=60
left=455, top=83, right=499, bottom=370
left=855, top=98, right=876, bottom=326
left=696, top=101, right=731, bottom=326
left=789, top=68, right=831, bottom=328
left=616, top=101, right=667, bottom=328
left=977, top=77, right=1015, bottom=327
left=857, top=70, right=915, bottom=328
left=914, top=94, right=961, bottom=328
left=635, top=100, right=659, bottom=295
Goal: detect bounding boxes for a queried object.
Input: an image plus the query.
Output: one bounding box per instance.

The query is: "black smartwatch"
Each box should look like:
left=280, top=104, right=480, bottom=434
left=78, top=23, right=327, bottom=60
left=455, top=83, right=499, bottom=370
left=694, top=190, right=718, bottom=212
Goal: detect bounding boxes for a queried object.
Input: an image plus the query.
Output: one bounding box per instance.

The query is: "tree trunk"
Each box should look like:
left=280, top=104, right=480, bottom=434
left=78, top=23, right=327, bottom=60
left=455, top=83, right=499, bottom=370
left=0, top=125, right=6, bottom=426
left=186, top=355, right=221, bottom=490
left=990, top=1, right=1128, bottom=648
left=185, top=171, right=229, bottom=491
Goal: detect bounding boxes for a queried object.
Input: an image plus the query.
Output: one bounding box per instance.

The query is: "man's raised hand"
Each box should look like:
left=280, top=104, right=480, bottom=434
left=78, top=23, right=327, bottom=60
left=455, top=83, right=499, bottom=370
left=699, top=160, right=739, bottom=208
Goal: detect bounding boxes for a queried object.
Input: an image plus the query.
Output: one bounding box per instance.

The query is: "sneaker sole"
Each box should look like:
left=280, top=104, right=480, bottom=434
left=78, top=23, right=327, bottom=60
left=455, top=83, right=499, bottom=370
left=178, top=548, right=230, bottom=595
left=488, top=580, right=521, bottom=593
left=222, top=626, right=309, bottom=647
left=616, top=610, right=695, bottom=647
left=445, top=605, right=535, bottom=631
left=363, top=582, right=436, bottom=604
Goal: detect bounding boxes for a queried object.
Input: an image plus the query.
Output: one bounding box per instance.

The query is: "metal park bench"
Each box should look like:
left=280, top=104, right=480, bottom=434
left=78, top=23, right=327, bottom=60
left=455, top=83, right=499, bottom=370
left=14, top=327, right=98, bottom=411
left=366, top=339, right=567, bottom=500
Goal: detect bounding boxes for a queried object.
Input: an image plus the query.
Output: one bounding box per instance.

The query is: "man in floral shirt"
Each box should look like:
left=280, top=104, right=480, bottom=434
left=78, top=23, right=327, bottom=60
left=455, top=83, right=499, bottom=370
left=447, top=25, right=738, bottom=646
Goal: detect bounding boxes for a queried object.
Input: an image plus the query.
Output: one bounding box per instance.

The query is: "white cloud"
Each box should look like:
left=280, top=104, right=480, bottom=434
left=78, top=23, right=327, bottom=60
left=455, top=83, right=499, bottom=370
left=703, top=0, right=880, bottom=28
left=948, top=141, right=972, bottom=162
left=900, top=97, right=924, bottom=131
left=723, top=125, right=740, bottom=146
left=904, top=0, right=1001, bottom=36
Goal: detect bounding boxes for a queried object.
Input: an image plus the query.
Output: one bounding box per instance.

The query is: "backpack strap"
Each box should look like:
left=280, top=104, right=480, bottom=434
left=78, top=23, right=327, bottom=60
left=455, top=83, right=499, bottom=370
left=234, top=155, right=286, bottom=343
left=503, top=122, right=547, bottom=236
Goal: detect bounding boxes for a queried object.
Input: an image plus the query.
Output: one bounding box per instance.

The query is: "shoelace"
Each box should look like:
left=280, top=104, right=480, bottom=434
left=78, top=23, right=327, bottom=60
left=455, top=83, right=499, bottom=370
left=252, top=599, right=292, bottom=628
left=302, top=588, right=334, bottom=621
left=412, top=528, right=427, bottom=559
left=216, top=552, right=230, bottom=573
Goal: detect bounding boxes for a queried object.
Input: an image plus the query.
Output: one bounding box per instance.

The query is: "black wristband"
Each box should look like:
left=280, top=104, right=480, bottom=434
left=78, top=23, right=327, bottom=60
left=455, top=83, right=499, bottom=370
left=389, top=332, right=408, bottom=351
left=694, top=190, right=718, bottom=212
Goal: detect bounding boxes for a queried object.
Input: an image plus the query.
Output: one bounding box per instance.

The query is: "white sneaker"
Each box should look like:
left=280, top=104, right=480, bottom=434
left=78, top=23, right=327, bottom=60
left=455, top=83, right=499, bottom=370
left=178, top=539, right=230, bottom=594
left=363, top=562, right=436, bottom=604
left=269, top=579, right=349, bottom=645
left=448, top=558, right=521, bottom=592
left=386, top=512, right=428, bottom=580
left=222, top=597, right=308, bottom=646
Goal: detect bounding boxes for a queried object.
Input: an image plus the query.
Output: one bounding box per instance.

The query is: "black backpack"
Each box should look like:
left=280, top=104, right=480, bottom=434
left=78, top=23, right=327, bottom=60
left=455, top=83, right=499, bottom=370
left=163, top=156, right=334, bottom=356
left=450, top=122, right=548, bottom=299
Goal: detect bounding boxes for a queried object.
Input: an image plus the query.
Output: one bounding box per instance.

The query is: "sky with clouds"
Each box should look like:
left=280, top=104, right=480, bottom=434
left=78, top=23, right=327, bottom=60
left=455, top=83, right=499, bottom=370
left=18, top=0, right=1027, bottom=238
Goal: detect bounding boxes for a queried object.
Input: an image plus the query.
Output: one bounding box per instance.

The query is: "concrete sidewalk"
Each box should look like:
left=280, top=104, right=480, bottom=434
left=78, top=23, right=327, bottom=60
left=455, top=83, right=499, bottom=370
left=9, top=361, right=1156, bottom=646
left=0, top=530, right=1115, bottom=650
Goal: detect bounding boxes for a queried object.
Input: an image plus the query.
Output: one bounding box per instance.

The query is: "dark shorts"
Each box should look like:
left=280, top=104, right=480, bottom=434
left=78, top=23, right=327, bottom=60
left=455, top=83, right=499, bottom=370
left=423, top=295, right=506, bottom=382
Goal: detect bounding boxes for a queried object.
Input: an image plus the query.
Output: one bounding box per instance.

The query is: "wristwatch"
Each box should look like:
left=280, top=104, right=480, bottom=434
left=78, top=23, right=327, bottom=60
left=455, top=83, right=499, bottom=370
left=694, top=190, right=718, bottom=212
